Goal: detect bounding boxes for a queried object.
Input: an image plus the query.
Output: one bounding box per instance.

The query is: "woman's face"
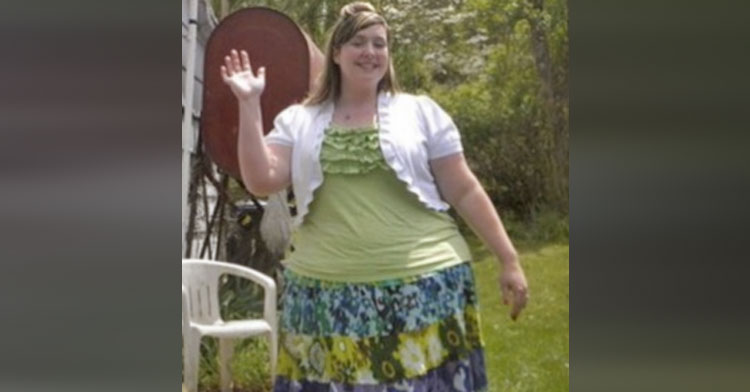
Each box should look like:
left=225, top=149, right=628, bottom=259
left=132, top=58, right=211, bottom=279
left=334, top=24, right=389, bottom=89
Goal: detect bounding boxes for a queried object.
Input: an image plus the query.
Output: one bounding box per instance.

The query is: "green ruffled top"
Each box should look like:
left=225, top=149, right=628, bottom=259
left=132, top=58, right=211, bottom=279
left=284, top=125, right=471, bottom=283
left=319, top=125, right=389, bottom=174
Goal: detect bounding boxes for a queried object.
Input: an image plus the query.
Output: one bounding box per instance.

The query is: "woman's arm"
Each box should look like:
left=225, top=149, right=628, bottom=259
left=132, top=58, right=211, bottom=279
left=236, top=98, right=291, bottom=196
left=221, top=49, right=291, bottom=196
left=431, top=153, right=529, bottom=320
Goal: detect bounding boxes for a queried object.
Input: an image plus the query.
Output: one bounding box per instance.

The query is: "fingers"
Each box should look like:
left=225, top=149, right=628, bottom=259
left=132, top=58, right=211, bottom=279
left=232, top=49, right=242, bottom=73
left=500, top=281, right=510, bottom=306
left=224, top=53, right=234, bottom=76
left=222, top=49, right=243, bottom=74
left=220, top=65, right=230, bottom=82
left=223, top=49, right=258, bottom=74
left=510, top=285, right=528, bottom=321
left=221, top=49, right=265, bottom=86
left=241, top=50, right=251, bottom=71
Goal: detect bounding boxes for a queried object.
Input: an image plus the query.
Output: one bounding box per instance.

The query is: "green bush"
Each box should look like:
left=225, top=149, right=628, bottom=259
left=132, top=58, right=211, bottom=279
left=231, top=339, right=273, bottom=392
left=197, top=337, right=272, bottom=392
left=503, top=209, right=569, bottom=249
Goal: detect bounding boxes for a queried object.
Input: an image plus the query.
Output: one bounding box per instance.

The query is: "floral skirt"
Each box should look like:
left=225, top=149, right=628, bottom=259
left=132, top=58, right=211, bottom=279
left=273, top=262, right=487, bottom=391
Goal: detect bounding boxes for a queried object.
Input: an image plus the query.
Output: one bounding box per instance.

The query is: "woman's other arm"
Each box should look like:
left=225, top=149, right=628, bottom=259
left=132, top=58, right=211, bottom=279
left=431, top=153, right=529, bottom=320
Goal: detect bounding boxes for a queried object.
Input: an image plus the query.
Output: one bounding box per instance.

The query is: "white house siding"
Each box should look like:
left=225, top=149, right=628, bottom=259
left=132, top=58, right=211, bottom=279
left=182, top=0, right=215, bottom=121
left=182, top=0, right=220, bottom=258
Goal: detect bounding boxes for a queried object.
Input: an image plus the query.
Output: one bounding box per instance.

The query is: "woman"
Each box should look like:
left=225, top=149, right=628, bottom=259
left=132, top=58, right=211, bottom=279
left=221, top=2, right=528, bottom=390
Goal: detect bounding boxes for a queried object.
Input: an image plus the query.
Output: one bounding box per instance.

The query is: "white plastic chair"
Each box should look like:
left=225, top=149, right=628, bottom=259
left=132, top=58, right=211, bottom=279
left=182, top=259, right=277, bottom=392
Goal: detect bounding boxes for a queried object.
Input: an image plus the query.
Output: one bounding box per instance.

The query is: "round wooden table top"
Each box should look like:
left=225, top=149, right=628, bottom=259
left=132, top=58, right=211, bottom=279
left=201, top=7, right=323, bottom=180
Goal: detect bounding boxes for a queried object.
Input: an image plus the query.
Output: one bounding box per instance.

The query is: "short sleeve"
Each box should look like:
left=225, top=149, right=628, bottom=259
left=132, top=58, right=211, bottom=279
left=418, top=96, right=463, bottom=159
left=264, top=104, right=299, bottom=147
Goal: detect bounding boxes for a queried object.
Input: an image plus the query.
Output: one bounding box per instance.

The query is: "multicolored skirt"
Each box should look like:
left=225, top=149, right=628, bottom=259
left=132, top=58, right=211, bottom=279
left=273, top=262, right=487, bottom=391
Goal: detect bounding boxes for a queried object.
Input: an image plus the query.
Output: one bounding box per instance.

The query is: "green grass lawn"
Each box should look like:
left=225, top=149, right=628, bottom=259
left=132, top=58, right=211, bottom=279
left=469, top=235, right=569, bottom=392
left=197, top=236, right=569, bottom=391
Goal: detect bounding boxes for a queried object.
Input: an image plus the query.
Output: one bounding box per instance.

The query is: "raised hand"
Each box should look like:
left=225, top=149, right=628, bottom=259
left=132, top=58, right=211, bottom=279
left=220, top=49, right=266, bottom=102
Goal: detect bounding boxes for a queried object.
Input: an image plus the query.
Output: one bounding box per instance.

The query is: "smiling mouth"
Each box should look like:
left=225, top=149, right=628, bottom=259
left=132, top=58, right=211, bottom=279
left=356, top=63, right=380, bottom=70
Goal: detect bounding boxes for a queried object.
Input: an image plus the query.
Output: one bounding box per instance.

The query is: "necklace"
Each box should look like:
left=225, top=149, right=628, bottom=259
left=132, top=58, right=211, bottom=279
left=336, top=106, right=375, bottom=125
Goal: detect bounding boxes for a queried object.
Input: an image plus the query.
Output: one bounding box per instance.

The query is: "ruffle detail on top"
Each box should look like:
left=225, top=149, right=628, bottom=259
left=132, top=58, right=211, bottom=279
left=320, top=126, right=390, bottom=174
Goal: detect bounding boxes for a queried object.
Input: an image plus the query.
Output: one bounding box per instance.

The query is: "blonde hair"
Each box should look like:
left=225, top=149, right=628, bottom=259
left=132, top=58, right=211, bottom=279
left=304, top=2, right=400, bottom=105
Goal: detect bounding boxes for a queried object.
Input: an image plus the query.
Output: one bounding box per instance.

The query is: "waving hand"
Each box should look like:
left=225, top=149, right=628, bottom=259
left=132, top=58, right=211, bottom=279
left=220, top=49, right=266, bottom=102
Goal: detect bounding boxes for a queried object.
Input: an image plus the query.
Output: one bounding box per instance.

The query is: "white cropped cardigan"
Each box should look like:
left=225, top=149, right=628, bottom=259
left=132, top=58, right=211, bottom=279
left=264, top=92, right=463, bottom=228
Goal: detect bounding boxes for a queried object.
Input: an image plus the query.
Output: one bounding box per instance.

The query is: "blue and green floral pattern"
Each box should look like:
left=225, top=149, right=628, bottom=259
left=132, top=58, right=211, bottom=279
left=280, top=262, right=479, bottom=337
left=274, top=263, right=487, bottom=391
left=275, top=349, right=486, bottom=392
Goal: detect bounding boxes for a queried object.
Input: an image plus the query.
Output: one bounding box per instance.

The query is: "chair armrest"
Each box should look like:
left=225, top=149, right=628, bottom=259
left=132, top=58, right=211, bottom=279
left=183, top=259, right=278, bottom=325
left=222, top=264, right=277, bottom=324
left=224, top=265, right=276, bottom=293
left=182, top=285, right=190, bottom=335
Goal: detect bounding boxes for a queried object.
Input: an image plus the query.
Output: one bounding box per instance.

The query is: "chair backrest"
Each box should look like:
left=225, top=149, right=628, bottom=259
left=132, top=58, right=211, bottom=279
left=182, top=259, right=226, bottom=325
